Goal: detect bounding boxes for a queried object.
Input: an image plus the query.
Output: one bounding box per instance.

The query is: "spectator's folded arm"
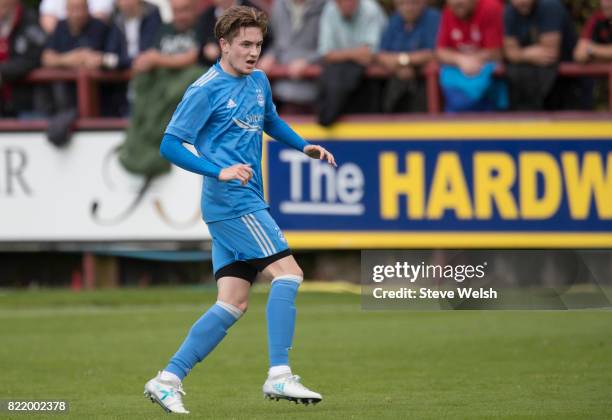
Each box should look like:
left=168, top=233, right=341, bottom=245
left=155, top=49, right=199, bottom=69
left=590, top=43, right=612, bottom=61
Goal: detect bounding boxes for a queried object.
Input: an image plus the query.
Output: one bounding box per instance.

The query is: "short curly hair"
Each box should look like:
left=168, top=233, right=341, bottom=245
left=214, top=5, right=268, bottom=43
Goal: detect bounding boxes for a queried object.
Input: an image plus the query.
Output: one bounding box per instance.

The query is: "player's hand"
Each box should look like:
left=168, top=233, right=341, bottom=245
left=219, top=163, right=254, bottom=185
left=303, top=145, right=337, bottom=167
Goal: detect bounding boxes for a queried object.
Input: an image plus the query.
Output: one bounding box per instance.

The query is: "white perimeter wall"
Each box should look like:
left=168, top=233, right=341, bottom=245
left=0, top=131, right=210, bottom=242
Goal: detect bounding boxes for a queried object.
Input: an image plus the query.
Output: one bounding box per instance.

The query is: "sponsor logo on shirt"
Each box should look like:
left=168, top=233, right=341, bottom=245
left=232, top=114, right=263, bottom=132
left=227, top=98, right=237, bottom=109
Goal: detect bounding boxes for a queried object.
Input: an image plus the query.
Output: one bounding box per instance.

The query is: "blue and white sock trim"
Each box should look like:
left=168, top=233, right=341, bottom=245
left=271, top=275, right=302, bottom=285
left=215, top=300, right=244, bottom=319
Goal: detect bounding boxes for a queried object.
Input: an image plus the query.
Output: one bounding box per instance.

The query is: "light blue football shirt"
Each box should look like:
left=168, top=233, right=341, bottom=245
left=165, top=63, right=279, bottom=223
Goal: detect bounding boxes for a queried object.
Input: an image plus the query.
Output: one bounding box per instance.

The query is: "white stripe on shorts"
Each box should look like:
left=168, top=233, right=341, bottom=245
left=247, top=213, right=277, bottom=255
left=241, top=215, right=272, bottom=256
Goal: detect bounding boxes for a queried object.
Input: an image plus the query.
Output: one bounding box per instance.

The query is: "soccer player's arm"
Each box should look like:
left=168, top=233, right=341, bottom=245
left=161, top=88, right=222, bottom=178
left=160, top=133, right=221, bottom=178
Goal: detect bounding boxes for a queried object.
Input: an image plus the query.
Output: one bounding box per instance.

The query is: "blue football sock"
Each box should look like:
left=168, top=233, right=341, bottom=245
left=266, top=277, right=301, bottom=367
left=165, top=302, right=242, bottom=380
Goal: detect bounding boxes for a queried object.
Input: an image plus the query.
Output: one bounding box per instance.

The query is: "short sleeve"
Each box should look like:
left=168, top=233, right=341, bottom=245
left=481, top=0, right=504, bottom=48
left=165, top=87, right=212, bottom=144
left=45, top=23, right=63, bottom=50
left=436, top=8, right=452, bottom=48
left=361, top=4, right=387, bottom=51
left=379, top=19, right=394, bottom=51
left=317, top=3, right=335, bottom=55
left=537, top=0, right=564, bottom=34
left=504, top=5, right=517, bottom=37
left=423, top=10, right=441, bottom=49
left=581, top=14, right=597, bottom=40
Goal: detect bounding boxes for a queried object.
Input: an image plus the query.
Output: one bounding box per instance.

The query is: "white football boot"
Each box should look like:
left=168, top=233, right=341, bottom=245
left=263, top=374, right=322, bottom=405
left=144, top=371, right=190, bottom=414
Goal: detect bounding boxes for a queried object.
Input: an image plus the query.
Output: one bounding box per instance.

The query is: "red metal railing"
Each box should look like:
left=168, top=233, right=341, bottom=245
left=13, top=61, right=612, bottom=119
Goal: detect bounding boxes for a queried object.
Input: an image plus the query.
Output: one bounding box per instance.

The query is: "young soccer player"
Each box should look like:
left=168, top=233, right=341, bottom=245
left=143, top=5, right=336, bottom=414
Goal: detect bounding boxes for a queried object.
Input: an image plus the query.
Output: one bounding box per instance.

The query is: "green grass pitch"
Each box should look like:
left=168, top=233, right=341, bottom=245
left=1, top=287, right=611, bottom=419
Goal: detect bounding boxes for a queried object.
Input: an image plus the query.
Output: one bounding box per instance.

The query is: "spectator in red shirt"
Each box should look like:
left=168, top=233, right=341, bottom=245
left=436, top=0, right=503, bottom=75
left=0, top=0, right=46, bottom=117
left=574, top=0, right=612, bottom=62
left=436, top=0, right=506, bottom=111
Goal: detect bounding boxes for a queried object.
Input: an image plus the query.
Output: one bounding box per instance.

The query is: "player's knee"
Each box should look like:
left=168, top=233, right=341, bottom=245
left=217, top=299, right=248, bottom=317
left=234, top=300, right=248, bottom=314
left=279, top=261, right=303, bottom=280
left=285, top=266, right=303, bottom=280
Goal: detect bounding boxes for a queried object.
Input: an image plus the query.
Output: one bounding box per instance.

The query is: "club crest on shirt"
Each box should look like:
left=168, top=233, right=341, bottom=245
left=256, top=88, right=265, bottom=107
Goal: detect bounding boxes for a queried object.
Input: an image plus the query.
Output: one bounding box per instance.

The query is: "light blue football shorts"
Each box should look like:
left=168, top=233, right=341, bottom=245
left=207, top=209, right=291, bottom=280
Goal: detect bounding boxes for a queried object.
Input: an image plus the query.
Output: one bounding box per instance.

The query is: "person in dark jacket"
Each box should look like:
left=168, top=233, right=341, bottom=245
left=0, top=0, right=47, bottom=117
left=102, top=0, right=161, bottom=116
left=104, top=0, right=161, bottom=69
left=41, top=0, right=109, bottom=145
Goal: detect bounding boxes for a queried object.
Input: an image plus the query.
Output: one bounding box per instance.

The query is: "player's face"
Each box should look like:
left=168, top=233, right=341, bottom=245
left=221, top=27, right=264, bottom=76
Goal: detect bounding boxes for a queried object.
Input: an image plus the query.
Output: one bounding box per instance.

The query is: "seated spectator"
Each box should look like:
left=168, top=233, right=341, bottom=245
left=256, top=0, right=326, bottom=113
left=574, top=0, right=612, bottom=62
left=196, top=0, right=265, bottom=68
left=105, top=0, right=162, bottom=70
left=39, top=0, right=113, bottom=33
left=504, top=0, right=578, bottom=110
left=376, top=0, right=439, bottom=113
left=436, top=0, right=507, bottom=112
left=317, top=0, right=387, bottom=125
left=0, top=0, right=47, bottom=118
left=131, top=0, right=199, bottom=74
left=101, top=0, right=161, bottom=116
left=118, top=0, right=203, bottom=178
left=41, top=0, right=109, bottom=145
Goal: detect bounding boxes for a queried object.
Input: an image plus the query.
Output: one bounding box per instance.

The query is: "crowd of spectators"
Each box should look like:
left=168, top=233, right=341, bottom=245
left=0, top=0, right=611, bottom=126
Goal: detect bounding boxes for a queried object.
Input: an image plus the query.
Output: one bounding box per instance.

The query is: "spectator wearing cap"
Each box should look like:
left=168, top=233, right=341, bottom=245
left=0, top=0, right=47, bottom=117
left=317, top=0, right=387, bottom=125
left=376, top=0, right=439, bottom=112
left=504, top=0, right=578, bottom=110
